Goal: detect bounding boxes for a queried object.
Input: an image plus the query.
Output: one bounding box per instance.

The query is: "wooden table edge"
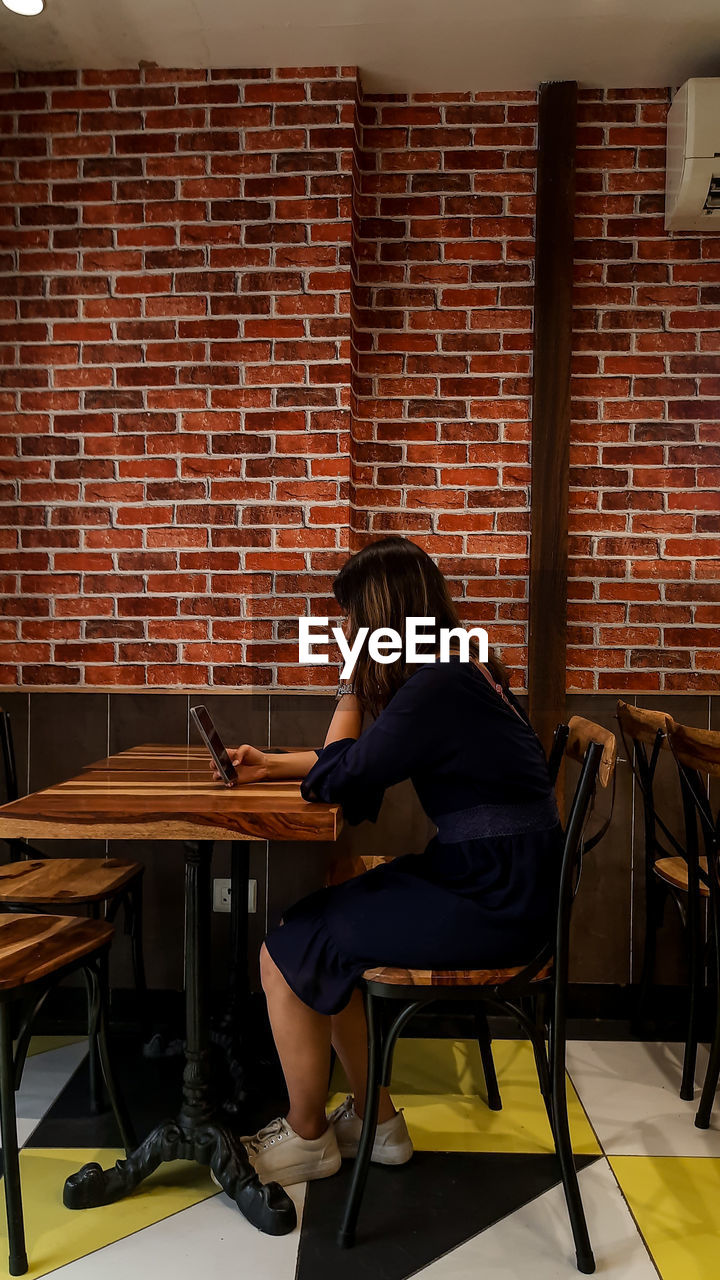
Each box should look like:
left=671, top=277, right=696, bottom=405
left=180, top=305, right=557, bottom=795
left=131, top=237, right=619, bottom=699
left=0, top=813, right=342, bottom=843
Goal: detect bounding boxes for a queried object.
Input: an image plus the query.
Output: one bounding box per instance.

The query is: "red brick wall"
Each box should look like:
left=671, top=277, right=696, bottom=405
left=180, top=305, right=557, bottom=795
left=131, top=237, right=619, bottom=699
left=351, top=90, right=537, bottom=679
left=1, top=72, right=717, bottom=691
left=1, top=66, right=356, bottom=688
left=570, top=88, right=720, bottom=693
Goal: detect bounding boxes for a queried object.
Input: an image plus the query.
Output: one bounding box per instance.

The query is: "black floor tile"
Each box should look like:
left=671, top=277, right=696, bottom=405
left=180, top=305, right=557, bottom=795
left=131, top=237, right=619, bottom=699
left=297, top=1150, right=599, bottom=1280
left=26, top=1035, right=184, bottom=1150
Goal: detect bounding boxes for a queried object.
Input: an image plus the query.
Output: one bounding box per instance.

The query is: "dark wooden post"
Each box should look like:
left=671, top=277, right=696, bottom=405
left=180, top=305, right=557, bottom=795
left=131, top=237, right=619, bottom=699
left=528, top=81, right=578, bottom=760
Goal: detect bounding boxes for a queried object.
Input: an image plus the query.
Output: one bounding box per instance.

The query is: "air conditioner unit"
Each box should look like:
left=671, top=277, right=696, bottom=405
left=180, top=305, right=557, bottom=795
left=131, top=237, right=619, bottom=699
left=665, top=78, right=720, bottom=231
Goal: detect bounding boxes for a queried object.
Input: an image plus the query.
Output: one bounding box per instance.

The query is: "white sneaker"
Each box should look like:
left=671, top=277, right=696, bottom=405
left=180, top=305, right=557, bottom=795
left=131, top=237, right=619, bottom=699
left=241, top=1117, right=342, bottom=1187
left=328, top=1095, right=413, bottom=1165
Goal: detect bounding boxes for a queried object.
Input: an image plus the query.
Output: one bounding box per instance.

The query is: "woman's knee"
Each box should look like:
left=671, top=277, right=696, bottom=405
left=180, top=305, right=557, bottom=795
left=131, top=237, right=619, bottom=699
left=259, top=941, right=280, bottom=994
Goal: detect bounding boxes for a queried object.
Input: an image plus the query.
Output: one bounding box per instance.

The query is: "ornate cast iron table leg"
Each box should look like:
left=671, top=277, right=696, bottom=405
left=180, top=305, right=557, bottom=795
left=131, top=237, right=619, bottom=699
left=63, top=841, right=296, bottom=1236
left=212, top=840, right=253, bottom=1111
left=229, top=841, right=250, bottom=1011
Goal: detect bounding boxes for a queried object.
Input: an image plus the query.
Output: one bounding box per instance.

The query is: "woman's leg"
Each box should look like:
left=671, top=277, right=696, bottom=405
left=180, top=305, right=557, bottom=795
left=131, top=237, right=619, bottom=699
left=260, top=944, right=398, bottom=1137
left=331, top=987, right=396, bottom=1124
left=260, top=942, right=331, bottom=1140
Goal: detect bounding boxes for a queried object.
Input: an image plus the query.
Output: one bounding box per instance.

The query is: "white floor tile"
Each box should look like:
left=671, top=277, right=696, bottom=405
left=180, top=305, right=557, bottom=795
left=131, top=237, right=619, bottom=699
left=566, top=1040, right=720, bottom=1157
left=415, top=1159, right=656, bottom=1279
left=0, top=1118, right=37, bottom=1150
left=15, top=1041, right=88, bottom=1130
left=44, top=1182, right=306, bottom=1279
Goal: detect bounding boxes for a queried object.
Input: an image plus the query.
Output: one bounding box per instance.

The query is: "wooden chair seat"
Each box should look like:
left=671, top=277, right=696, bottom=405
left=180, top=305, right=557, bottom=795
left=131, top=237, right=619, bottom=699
left=363, top=959, right=554, bottom=987
left=0, top=913, right=114, bottom=991
left=0, top=858, right=142, bottom=906
left=654, top=856, right=709, bottom=898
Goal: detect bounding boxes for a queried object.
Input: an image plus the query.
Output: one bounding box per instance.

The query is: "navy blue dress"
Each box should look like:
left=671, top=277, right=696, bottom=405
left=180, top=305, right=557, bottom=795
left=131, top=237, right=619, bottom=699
left=264, top=656, right=563, bottom=1015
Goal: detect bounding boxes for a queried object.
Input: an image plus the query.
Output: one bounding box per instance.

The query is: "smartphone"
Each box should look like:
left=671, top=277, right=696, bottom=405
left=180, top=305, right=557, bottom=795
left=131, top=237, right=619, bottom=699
left=191, top=705, right=238, bottom=787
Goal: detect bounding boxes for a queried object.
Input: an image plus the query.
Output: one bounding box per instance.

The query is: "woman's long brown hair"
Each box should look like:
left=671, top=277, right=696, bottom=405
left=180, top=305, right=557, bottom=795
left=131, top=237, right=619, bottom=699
left=332, top=535, right=509, bottom=717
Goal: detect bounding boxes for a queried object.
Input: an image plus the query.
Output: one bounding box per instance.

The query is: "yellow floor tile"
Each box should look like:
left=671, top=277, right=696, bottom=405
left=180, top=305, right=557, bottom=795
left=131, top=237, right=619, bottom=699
left=0, top=1149, right=218, bottom=1280
left=329, top=1038, right=600, bottom=1156
left=610, top=1155, right=720, bottom=1280
left=26, top=1036, right=85, bottom=1059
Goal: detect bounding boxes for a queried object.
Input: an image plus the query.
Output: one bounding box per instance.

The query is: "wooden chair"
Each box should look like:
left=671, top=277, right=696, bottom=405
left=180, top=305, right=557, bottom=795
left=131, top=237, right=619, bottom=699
left=666, top=719, right=720, bottom=1129
left=0, top=912, right=136, bottom=1275
left=616, top=700, right=708, bottom=1100
left=0, top=707, right=148, bottom=1104
left=338, top=716, right=616, bottom=1276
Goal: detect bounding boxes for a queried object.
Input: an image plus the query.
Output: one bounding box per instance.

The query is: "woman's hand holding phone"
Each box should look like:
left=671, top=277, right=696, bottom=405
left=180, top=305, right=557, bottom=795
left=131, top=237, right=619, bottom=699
left=208, top=743, right=268, bottom=786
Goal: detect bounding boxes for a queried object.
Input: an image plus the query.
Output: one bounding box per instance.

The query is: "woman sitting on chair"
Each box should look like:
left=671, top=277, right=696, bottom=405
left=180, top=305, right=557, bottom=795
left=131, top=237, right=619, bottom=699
left=211, top=535, right=562, bottom=1188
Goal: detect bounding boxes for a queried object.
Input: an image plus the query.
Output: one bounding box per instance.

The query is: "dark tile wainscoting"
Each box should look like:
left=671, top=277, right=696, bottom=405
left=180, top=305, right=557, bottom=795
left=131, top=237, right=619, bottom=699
left=0, top=689, right=715, bottom=1001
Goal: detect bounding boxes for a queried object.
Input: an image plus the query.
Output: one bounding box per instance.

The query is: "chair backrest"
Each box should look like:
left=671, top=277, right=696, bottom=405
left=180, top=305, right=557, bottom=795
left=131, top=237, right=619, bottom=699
left=666, top=718, right=720, bottom=920
left=566, top=716, right=616, bottom=789
left=0, top=709, right=18, bottom=805
left=507, top=717, right=616, bottom=994
left=667, top=720, right=720, bottom=782
left=616, top=700, right=669, bottom=751
left=548, top=716, right=616, bottom=791
left=666, top=718, right=720, bottom=846
left=547, top=723, right=569, bottom=787
left=555, top=720, right=617, bottom=977
left=617, top=700, right=689, bottom=869
left=0, top=710, right=26, bottom=864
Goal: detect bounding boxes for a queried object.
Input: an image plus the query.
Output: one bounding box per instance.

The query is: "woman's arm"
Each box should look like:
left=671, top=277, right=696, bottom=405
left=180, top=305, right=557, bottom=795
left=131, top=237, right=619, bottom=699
left=254, top=693, right=363, bottom=778
left=298, top=664, right=453, bottom=823
left=262, top=750, right=320, bottom=780
left=322, top=692, right=363, bottom=746
left=207, top=745, right=315, bottom=783
left=209, top=694, right=364, bottom=784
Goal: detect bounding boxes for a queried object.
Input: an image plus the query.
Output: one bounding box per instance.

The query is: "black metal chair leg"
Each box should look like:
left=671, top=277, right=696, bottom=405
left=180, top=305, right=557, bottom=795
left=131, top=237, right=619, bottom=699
left=127, top=880, right=149, bottom=1041
left=474, top=1009, right=502, bottom=1111
left=83, top=966, right=106, bottom=1115
left=681, top=962, right=701, bottom=1102
left=12, top=990, right=50, bottom=1093
left=527, top=1012, right=554, bottom=1130
left=696, top=909, right=720, bottom=1128
left=328, top=1045, right=338, bottom=1092
left=0, top=1002, right=28, bottom=1276
left=681, top=892, right=702, bottom=1102
left=695, top=1024, right=720, bottom=1129
left=91, top=956, right=138, bottom=1154
left=526, top=991, right=554, bottom=1127
left=550, top=994, right=595, bottom=1275
left=338, top=988, right=383, bottom=1249
left=635, top=880, right=664, bottom=1031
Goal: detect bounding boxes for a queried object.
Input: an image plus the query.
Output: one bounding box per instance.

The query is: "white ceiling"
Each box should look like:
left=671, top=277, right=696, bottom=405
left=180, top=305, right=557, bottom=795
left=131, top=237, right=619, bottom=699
left=1, top=0, right=720, bottom=92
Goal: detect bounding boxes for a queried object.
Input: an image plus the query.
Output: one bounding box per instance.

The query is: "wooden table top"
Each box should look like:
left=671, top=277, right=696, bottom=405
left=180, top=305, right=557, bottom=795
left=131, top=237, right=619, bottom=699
left=0, top=744, right=342, bottom=843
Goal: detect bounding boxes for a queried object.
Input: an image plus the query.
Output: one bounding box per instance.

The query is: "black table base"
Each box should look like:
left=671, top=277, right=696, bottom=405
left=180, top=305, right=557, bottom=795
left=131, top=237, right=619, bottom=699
left=211, top=840, right=253, bottom=1113
left=63, top=1117, right=294, bottom=1232
left=63, top=840, right=296, bottom=1237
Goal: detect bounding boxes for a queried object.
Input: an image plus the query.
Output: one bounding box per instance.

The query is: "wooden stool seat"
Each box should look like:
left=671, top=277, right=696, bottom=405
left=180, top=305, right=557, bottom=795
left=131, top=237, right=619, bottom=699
left=0, top=913, right=114, bottom=991
left=363, top=960, right=554, bottom=987
left=655, top=856, right=710, bottom=897
left=0, top=858, right=142, bottom=906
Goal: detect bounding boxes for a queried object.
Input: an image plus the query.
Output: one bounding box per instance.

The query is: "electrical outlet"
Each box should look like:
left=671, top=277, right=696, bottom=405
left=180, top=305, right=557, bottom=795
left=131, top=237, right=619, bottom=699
left=212, top=878, right=258, bottom=914
left=213, top=878, right=231, bottom=913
